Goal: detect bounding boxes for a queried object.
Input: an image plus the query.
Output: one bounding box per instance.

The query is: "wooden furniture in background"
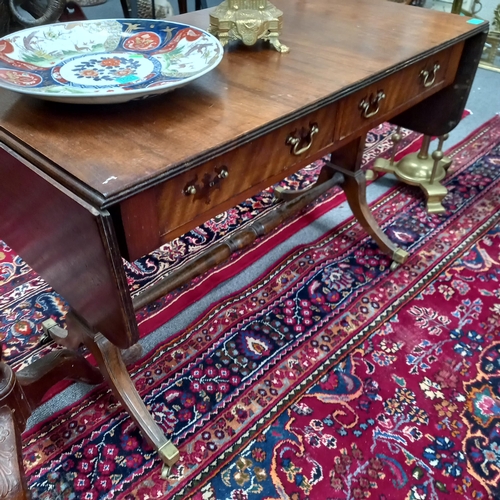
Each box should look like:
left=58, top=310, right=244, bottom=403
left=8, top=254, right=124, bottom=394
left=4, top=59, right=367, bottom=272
left=0, top=345, right=102, bottom=499
left=479, top=4, right=500, bottom=71
left=126, top=0, right=203, bottom=17
left=481, top=30, right=500, bottom=71
left=0, top=0, right=487, bottom=494
left=178, top=0, right=202, bottom=14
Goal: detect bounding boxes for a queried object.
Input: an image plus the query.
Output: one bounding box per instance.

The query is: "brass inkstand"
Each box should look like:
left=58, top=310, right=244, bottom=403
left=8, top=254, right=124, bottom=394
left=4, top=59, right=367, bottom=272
left=367, top=130, right=451, bottom=214
left=209, top=0, right=289, bottom=53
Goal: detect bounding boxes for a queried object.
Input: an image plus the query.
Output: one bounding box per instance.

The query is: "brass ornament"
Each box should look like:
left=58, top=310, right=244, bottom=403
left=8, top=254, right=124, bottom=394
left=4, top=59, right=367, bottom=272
left=367, top=131, right=452, bottom=214
left=209, top=0, right=289, bottom=53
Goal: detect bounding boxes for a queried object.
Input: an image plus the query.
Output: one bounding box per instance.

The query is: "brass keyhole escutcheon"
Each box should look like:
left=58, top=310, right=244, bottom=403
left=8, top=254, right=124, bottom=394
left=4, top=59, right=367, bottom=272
left=183, top=166, right=229, bottom=202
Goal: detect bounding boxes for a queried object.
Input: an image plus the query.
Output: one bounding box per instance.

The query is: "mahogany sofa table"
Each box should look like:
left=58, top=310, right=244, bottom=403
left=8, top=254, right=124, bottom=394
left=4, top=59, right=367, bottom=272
left=0, top=0, right=487, bottom=486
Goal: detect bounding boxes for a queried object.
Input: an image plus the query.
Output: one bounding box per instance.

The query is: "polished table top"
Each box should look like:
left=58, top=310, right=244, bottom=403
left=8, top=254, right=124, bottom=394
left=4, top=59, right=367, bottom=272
left=0, top=0, right=486, bottom=208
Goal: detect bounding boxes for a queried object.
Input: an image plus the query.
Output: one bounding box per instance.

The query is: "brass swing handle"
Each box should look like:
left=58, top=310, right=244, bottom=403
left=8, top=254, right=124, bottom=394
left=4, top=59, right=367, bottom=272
left=359, top=91, right=386, bottom=119
left=420, top=63, right=440, bottom=88
left=286, top=124, right=320, bottom=156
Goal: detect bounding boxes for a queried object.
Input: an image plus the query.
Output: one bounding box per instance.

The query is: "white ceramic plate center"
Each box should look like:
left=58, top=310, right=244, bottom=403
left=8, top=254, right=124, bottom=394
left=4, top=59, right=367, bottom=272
left=56, top=52, right=157, bottom=88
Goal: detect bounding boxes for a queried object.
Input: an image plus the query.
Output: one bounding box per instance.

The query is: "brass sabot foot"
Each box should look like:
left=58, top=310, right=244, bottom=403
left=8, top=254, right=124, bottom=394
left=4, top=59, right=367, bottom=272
left=390, top=249, right=409, bottom=271
left=393, top=248, right=409, bottom=265
left=159, top=440, right=180, bottom=479
left=421, top=182, right=448, bottom=214
left=268, top=36, right=289, bottom=53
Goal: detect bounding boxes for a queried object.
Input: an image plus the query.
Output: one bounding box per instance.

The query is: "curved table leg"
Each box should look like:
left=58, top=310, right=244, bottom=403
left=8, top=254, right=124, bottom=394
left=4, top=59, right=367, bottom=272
left=17, top=349, right=103, bottom=410
left=327, top=163, right=409, bottom=266
left=67, top=314, right=180, bottom=476
left=44, top=318, right=144, bottom=367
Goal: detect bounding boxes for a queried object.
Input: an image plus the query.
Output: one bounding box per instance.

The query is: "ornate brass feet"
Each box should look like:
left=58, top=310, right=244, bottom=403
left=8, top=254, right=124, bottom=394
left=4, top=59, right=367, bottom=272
left=369, top=129, right=451, bottom=214
left=209, top=0, right=289, bottom=53
left=87, top=331, right=180, bottom=475
left=268, top=35, right=289, bottom=53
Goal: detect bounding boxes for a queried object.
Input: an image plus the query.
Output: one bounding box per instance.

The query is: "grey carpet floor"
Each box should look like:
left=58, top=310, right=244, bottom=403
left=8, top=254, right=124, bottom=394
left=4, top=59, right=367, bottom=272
left=28, top=59, right=500, bottom=427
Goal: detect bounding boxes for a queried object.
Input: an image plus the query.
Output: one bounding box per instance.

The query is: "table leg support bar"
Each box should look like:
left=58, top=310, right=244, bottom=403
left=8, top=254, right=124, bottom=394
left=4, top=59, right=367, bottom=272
left=132, top=170, right=345, bottom=312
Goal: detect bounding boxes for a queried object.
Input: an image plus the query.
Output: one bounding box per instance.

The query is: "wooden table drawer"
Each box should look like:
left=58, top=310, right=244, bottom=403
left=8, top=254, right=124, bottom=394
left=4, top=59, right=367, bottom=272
left=120, top=102, right=338, bottom=260
left=336, top=43, right=463, bottom=141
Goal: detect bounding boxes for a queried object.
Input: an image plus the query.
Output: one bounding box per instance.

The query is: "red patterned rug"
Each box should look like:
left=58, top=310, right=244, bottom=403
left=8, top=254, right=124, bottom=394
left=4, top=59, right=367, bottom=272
left=3, top=114, right=500, bottom=499
left=18, top=117, right=500, bottom=498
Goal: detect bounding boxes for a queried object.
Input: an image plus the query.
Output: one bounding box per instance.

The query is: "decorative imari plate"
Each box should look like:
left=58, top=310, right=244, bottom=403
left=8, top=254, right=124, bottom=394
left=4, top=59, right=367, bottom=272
left=0, top=19, right=224, bottom=104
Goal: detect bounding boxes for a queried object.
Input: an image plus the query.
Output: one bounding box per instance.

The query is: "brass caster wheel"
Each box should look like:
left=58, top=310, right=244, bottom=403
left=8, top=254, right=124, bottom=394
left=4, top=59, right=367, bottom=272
left=161, top=464, right=172, bottom=480
left=390, top=260, right=400, bottom=272
left=365, top=169, right=378, bottom=181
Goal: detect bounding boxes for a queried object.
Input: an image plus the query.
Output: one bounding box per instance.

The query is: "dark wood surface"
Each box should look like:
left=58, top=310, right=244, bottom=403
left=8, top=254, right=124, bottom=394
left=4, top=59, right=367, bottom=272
left=117, top=34, right=470, bottom=260
left=391, top=29, right=488, bottom=135
left=0, top=0, right=488, bottom=208
left=0, top=144, right=139, bottom=348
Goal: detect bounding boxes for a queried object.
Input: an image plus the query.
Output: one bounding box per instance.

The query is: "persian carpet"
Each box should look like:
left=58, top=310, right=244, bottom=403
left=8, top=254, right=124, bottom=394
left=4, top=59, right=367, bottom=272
left=10, top=115, right=500, bottom=499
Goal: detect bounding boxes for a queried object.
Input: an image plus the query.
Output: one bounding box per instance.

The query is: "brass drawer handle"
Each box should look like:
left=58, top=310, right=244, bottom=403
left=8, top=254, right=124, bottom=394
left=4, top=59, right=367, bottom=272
left=420, top=63, right=440, bottom=88
left=286, top=124, right=319, bottom=156
left=359, top=91, right=386, bottom=119
left=185, top=185, right=197, bottom=195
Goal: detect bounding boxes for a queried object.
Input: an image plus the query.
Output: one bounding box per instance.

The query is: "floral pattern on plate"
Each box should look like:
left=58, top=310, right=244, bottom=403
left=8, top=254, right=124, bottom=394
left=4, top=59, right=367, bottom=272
left=53, top=53, right=160, bottom=88
left=0, top=19, right=223, bottom=104
left=0, top=69, right=42, bottom=87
